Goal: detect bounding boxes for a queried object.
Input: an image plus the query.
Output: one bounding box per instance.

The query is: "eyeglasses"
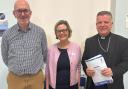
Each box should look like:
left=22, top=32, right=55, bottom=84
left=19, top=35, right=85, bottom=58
left=14, top=9, right=31, bottom=14
left=56, top=29, right=68, bottom=33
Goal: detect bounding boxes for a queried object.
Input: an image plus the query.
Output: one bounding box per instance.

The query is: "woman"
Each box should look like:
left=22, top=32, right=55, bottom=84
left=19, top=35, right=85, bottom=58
left=45, top=20, right=81, bottom=89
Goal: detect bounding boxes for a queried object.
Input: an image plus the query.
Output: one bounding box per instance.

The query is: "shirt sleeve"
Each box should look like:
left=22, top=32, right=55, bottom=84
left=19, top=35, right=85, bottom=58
left=41, top=29, right=48, bottom=63
left=1, top=34, right=9, bottom=66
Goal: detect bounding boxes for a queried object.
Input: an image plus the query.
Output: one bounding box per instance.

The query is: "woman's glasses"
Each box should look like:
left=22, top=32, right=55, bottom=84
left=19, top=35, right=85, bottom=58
left=56, top=29, right=68, bottom=33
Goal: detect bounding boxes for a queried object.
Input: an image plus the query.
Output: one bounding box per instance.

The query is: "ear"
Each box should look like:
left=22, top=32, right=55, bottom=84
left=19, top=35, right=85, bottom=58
left=30, top=10, right=32, bottom=16
left=13, top=10, right=16, bottom=17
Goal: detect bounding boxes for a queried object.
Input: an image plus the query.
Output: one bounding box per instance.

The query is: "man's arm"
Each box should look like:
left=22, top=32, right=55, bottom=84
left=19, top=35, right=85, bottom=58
left=1, top=34, right=9, bottom=66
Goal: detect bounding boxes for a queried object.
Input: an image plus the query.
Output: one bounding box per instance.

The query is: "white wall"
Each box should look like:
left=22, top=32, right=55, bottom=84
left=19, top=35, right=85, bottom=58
left=112, top=0, right=128, bottom=89
left=114, top=0, right=128, bottom=38
left=29, top=0, right=111, bottom=48
left=0, top=0, right=111, bottom=89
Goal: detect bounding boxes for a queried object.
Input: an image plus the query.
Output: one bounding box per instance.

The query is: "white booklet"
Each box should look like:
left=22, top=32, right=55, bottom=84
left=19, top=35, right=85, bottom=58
left=85, top=54, right=113, bottom=86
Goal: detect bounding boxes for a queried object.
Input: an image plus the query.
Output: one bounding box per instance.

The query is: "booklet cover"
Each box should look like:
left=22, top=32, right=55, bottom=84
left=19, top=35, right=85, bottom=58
left=85, top=54, right=113, bottom=86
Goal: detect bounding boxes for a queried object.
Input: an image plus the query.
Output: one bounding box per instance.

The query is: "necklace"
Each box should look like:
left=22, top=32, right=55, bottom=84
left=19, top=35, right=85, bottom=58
left=98, top=36, right=111, bottom=52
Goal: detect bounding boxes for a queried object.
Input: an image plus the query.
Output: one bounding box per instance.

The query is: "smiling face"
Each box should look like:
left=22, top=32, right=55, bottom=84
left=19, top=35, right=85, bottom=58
left=55, top=24, right=69, bottom=42
left=13, top=0, right=32, bottom=28
left=96, top=14, right=113, bottom=37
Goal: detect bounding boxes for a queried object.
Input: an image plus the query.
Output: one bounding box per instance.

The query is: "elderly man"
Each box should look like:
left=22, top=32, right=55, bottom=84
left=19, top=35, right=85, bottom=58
left=1, top=0, right=47, bottom=89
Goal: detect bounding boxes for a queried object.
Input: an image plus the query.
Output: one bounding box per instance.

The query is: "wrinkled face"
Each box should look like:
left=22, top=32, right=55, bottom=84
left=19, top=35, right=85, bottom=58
left=13, top=0, right=32, bottom=27
left=55, top=24, right=69, bottom=42
left=96, top=15, right=113, bottom=37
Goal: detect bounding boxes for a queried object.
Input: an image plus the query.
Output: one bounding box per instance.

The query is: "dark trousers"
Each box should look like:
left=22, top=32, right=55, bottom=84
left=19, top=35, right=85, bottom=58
left=49, top=83, right=78, bottom=89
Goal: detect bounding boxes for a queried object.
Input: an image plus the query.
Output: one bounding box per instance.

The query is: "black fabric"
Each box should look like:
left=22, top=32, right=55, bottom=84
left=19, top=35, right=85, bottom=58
left=56, top=48, right=70, bottom=88
left=89, top=80, right=108, bottom=89
left=82, top=33, right=128, bottom=89
left=49, top=83, right=78, bottom=89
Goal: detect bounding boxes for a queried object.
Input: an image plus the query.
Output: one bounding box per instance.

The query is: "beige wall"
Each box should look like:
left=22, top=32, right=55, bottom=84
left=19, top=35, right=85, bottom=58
left=29, top=0, right=111, bottom=51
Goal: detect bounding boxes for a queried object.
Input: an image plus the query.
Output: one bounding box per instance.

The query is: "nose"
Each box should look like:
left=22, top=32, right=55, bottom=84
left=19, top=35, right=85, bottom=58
left=21, top=12, right=25, bottom=15
left=60, top=31, right=64, bottom=34
left=100, top=22, right=105, bottom=26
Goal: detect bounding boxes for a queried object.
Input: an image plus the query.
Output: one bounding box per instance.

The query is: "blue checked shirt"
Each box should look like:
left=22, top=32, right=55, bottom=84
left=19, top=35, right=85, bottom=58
left=1, top=22, right=47, bottom=75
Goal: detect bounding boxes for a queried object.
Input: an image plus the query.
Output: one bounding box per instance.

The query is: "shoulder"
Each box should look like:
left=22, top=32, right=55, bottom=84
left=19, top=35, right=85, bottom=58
left=85, top=34, right=98, bottom=44
left=87, top=34, right=97, bottom=40
left=2, top=24, right=18, bottom=39
left=30, top=23, right=47, bottom=39
left=3, top=24, right=17, bottom=34
left=30, top=22, right=45, bottom=34
left=111, top=33, right=128, bottom=49
left=111, top=33, right=128, bottom=42
left=68, top=41, right=81, bottom=51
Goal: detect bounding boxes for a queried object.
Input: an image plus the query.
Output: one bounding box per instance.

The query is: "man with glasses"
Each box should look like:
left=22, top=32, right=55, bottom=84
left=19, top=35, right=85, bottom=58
left=1, top=0, right=47, bottom=89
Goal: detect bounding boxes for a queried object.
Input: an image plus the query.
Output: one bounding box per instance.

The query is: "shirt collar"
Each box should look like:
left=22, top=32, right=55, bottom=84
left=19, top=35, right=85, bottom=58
left=16, top=22, right=32, bottom=32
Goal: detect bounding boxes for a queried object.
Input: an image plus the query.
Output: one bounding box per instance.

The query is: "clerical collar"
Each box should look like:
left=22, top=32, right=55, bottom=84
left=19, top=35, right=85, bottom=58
left=98, top=33, right=111, bottom=40
left=98, top=33, right=111, bottom=52
left=101, top=36, right=105, bottom=39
